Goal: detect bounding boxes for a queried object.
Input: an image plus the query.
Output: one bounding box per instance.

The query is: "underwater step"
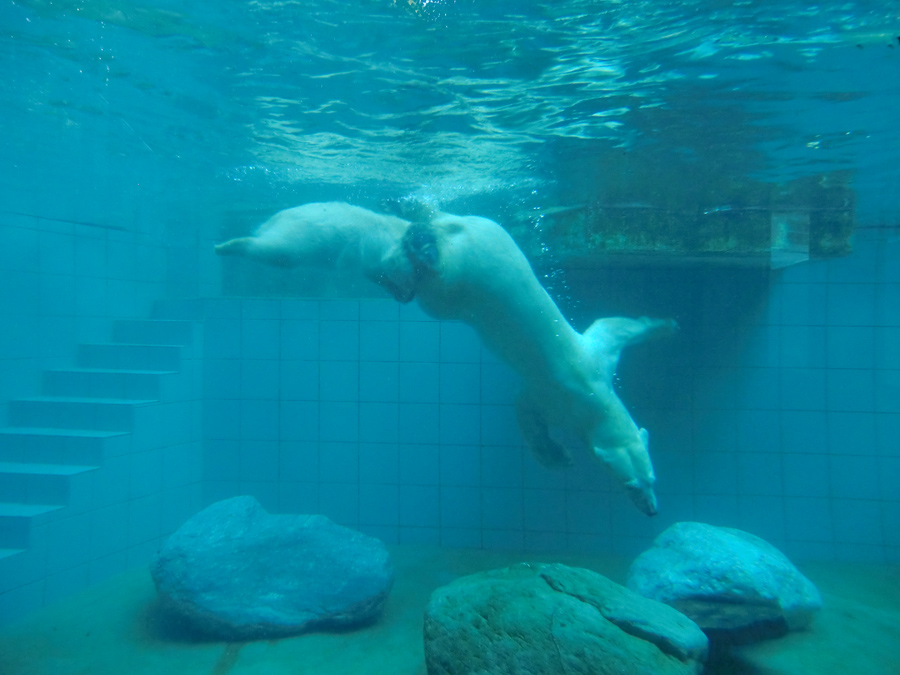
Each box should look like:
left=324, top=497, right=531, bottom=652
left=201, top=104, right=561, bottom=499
left=0, top=428, right=129, bottom=465
left=0, top=548, right=24, bottom=561
left=7, top=398, right=155, bottom=432
left=43, top=368, right=175, bottom=400
left=76, top=343, right=181, bottom=371
left=0, top=503, right=63, bottom=548
left=151, top=298, right=207, bottom=321
left=0, top=462, right=98, bottom=507
left=112, top=319, right=195, bottom=347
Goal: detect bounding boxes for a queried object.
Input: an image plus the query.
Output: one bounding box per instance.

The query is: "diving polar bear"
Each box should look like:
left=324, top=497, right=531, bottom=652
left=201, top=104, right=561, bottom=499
left=215, top=202, right=677, bottom=515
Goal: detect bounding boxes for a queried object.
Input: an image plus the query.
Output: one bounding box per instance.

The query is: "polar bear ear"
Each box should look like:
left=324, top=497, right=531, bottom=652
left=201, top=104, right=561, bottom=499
left=639, top=427, right=650, bottom=449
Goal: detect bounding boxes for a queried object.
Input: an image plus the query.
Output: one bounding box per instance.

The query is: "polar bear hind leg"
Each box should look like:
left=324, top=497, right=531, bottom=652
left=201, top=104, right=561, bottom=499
left=583, top=316, right=678, bottom=378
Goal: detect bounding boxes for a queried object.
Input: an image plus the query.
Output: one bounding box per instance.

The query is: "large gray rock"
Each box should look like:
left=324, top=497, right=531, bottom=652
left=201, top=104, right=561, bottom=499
left=424, top=563, right=708, bottom=675
left=151, top=496, right=393, bottom=640
left=627, top=522, right=822, bottom=645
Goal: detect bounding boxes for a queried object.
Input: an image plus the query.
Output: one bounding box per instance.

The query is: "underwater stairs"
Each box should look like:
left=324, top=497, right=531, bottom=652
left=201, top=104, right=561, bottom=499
left=0, top=314, right=197, bottom=566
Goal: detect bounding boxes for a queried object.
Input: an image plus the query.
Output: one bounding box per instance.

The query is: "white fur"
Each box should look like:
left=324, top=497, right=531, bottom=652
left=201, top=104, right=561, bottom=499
left=409, top=212, right=676, bottom=515
left=215, top=202, right=417, bottom=301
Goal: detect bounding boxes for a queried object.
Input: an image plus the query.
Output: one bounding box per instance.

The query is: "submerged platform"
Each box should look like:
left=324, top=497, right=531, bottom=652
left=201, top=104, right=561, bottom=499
left=510, top=173, right=855, bottom=270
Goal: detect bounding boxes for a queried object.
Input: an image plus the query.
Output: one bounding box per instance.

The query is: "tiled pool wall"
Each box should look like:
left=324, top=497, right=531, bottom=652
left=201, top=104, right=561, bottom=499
left=0, top=219, right=897, bottom=625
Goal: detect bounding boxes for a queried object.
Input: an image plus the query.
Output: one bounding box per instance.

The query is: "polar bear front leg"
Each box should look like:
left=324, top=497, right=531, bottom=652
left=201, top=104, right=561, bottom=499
left=515, top=394, right=573, bottom=468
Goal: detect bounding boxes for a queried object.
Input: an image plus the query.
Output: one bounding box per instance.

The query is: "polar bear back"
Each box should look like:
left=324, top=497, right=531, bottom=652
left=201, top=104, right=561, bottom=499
left=414, top=213, right=586, bottom=385
left=254, top=202, right=409, bottom=269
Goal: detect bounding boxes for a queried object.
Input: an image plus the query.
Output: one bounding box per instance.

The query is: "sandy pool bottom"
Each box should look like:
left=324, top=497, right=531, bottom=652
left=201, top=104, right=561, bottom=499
left=1, top=545, right=898, bottom=675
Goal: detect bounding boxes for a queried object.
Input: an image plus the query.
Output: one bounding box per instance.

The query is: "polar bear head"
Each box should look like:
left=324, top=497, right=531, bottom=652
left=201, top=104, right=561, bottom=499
left=593, top=427, right=658, bottom=516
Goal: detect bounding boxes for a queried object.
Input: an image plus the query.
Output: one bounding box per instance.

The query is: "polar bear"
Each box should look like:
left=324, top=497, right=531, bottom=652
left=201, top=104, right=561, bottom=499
left=398, top=212, right=676, bottom=516
left=214, top=202, right=419, bottom=302
left=216, top=202, right=676, bottom=515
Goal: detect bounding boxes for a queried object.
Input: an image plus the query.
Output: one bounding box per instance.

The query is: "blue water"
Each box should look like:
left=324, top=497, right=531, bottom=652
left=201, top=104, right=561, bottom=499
left=2, top=0, right=897, bottom=212
left=0, top=0, right=899, bottom=671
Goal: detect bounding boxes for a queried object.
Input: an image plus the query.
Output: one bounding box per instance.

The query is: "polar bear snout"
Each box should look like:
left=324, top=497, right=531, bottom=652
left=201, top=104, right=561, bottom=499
left=625, top=479, right=658, bottom=516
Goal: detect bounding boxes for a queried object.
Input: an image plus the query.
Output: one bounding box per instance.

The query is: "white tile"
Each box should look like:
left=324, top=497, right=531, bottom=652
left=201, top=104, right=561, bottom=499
left=566, top=490, right=611, bottom=536
left=399, top=321, right=439, bottom=361
left=398, top=444, right=439, bottom=485
left=831, top=498, right=883, bottom=546
left=204, top=439, right=241, bottom=482
left=440, top=528, right=481, bottom=549
left=0, top=581, right=45, bottom=626
left=398, top=363, right=439, bottom=403
left=398, top=403, right=439, bottom=444
left=440, top=486, right=481, bottom=529
left=320, top=300, right=359, bottom=321
left=398, top=485, right=439, bottom=527
left=129, top=450, right=162, bottom=499
left=319, top=402, right=358, bottom=442
left=127, top=493, right=161, bottom=546
left=360, top=362, right=398, bottom=402
left=318, top=483, right=359, bottom=528
left=360, top=321, right=399, bottom=361
left=278, top=482, right=318, bottom=514
left=398, top=526, right=440, bottom=545
left=319, top=442, right=359, bottom=483
left=279, top=400, right=319, bottom=441
left=737, top=451, right=783, bottom=496
left=439, top=363, right=480, bottom=404
left=829, top=455, right=880, bottom=500
left=440, top=444, right=481, bottom=487
left=319, top=361, right=359, bottom=401
left=481, top=528, right=523, bottom=551
left=693, top=493, right=740, bottom=528
left=359, top=484, right=399, bottom=526
left=88, top=550, right=127, bottom=586
left=737, top=495, right=786, bottom=544
left=241, top=320, right=280, bottom=360
left=784, top=496, right=833, bottom=542
left=280, top=320, right=319, bottom=360
left=359, top=443, right=398, bottom=485
left=480, top=404, right=521, bottom=447
left=359, top=402, right=398, bottom=443
left=440, top=404, right=480, bottom=445
left=43, top=564, right=88, bottom=608
left=360, top=299, right=398, bottom=321
left=480, top=362, right=518, bottom=405
left=439, top=322, right=481, bottom=363
left=481, top=446, right=523, bottom=488
left=319, top=321, right=359, bottom=360
left=240, top=482, right=279, bottom=513
left=90, top=504, right=129, bottom=557
left=524, top=530, right=567, bottom=553
left=239, top=440, right=280, bottom=482
left=481, top=487, right=523, bottom=530
left=827, top=411, right=876, bottom=454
